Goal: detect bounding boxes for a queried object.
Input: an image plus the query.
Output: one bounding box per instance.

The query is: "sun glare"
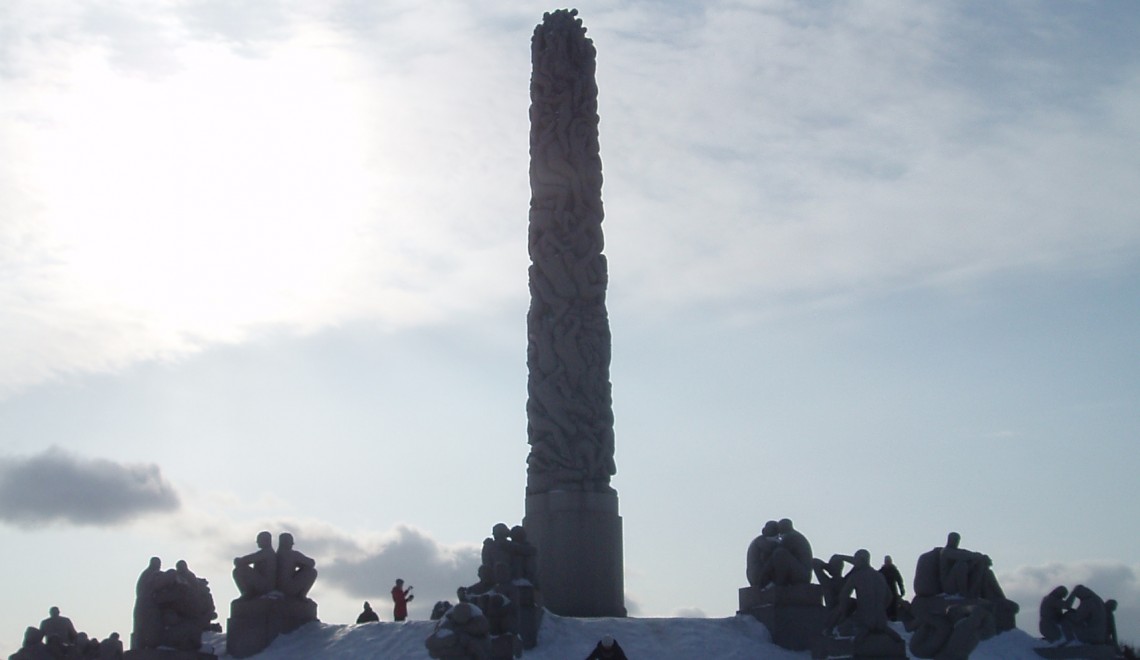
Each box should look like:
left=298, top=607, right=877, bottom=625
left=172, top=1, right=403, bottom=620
left=24, top=28, right=381, bottom=340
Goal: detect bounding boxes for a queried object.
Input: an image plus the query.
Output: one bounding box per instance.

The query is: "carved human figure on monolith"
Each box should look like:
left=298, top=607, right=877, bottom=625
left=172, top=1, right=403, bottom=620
left=9, top=626, right=49, bottom=660
left=233, top=531, right=277, bottom=599
left=277, top=533, right=317, bottom=599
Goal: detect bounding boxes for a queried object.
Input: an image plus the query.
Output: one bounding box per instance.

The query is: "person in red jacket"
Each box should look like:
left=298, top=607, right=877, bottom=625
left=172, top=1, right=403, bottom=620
left=391, top=578, right=414, bottom=622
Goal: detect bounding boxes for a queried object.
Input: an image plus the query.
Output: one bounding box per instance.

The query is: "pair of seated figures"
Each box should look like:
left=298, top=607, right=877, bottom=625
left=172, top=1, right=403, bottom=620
left=232, top=531, right=317, bottom=600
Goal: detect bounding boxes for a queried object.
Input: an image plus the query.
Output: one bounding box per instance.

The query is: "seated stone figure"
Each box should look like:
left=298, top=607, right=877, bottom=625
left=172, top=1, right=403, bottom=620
left=826, top=550, right=904, bottom=658
left=906, top=598, right=991, bottom=659
left=233, top=531, right=277, bottom=599
left=9, top=626, right=50, bottom=660
left=425, top=602, right=492, bottom=659
left=1064, top=584, right=1108, bottom=645
left=813, top=553, right=855, bottom=609
left=98, top=632, right=124, bottom=660
left=1040, top=586, right=1071, bottom=643
left=746, top=520, right=780, bottom=588
left=939, top=532, right=989, bottom=597
left=751, top=519, right=812, bottom=587
left=276, top=532, right=318, bottom=599
left=38, top=607, right=78, bottom=647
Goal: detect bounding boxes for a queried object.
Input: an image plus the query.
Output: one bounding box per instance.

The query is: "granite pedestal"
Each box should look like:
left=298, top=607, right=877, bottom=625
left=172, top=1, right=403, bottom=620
left=225, top=597, right=317, bottom=658
left=524, top=490, right=625, bottom=618
left=738, top=583, right=827, bottom=652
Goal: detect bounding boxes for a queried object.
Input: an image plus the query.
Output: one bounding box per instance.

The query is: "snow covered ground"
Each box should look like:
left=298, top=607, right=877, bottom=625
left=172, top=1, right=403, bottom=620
left=201, top=611, right=1049, bottom=659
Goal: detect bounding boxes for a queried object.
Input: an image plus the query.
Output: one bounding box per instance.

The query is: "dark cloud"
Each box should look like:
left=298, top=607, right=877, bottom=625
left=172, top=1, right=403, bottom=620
left=0, top=447, right=180, bottom=527
left=318, top=525, right=480, bottom=617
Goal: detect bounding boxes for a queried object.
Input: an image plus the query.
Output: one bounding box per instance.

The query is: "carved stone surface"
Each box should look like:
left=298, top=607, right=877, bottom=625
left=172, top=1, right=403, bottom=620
left=424, top=602, right=492, bottom=659
left=903, top=596, right=995, bottom=659
left=525, top=7, right=614, bottom=496
left=131, top=557, right=219, bottom=652
left=225, top=531, right=319, bottom=658
left=908, top=532, right=1020, bottom=635
left=524, top=490, right=625, bottom=617
left=739, top=584, right=825, bottom=652
left=522, top=8, right=625, bottom=620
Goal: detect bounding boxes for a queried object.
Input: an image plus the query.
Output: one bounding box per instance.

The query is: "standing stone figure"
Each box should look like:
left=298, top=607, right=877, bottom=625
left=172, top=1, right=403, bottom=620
left=525, top=7, right=615, bottom=496
left=522, top=8, right=625, bottom=619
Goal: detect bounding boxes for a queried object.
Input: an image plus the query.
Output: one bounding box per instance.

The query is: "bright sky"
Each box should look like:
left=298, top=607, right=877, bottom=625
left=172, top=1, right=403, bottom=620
left=2, top=0, right=1138, bottom=653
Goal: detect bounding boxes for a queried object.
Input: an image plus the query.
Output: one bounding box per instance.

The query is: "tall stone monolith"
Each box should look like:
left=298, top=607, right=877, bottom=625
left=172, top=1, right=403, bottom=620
left=522, top=8, right=625, bottom=618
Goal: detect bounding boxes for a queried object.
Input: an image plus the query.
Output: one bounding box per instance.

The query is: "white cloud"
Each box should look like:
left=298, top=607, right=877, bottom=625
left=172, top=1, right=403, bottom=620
left=1000, top=561, right=1140, bottom=644
left=3, top=1, right=1139, bottom=395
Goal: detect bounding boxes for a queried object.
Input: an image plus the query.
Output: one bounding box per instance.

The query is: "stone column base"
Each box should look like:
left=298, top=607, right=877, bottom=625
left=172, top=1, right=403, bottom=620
left=524, top=490, right=625, bottom=617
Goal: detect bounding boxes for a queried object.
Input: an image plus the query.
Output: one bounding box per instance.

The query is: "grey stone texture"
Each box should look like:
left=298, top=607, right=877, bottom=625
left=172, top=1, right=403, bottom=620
left=225, top=597, right=317, bottom=659
left=525, top=7, right=615, bottom=497
left=524, top=490, right=625, bottom=617
left=225, top=531, right=319, bottom=658
left=131, top=558, right=218, bottom=653
left=523, top=8, right=625, bottom=619
left=738, top=584, right=826, bottom=652
left=425, top=602, right=493, bottom=659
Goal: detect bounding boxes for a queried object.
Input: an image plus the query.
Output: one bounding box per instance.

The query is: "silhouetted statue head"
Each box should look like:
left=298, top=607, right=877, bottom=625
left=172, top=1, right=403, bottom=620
left=1049, top=586, right=1069, bottom=599
left=853, top=549, right=871, bottom=568
left=510, top=525, right=527, bottom=542
left=363, top=601, right=372, bottom=610
left=1107, top=599, right=1118, bottom=612
left=49, top=606, right=60, bottom=617
left=762, top=520, right=779, bottom=536
left=883, top=555, right=893, bottom=565
left=256, top=531, right=273, bottom=549
left=279, top=532, right=294, bottom=550
left=777, top=518, right=795, bottom=534
left=946, top=532, right=961, bottom=548
left=149, top=557, right=161, bottom=570
left=176, top=560, right=188, bottom=571
left=492, top=523, right=510, bottom=540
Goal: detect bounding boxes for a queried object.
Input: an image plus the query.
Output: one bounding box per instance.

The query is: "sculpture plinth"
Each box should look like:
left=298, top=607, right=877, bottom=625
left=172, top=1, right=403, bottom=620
left=524, top=490, right=625, bottom=617
left=522, top=9, right=625, bottom=619
left=225, top=597, right=317, bottom=659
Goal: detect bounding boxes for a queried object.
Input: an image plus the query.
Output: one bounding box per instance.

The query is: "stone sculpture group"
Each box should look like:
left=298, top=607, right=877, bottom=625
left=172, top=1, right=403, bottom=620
left=425, top=522, right=542, bottom=659
left=8, top=607, right=122, bottom=660
left=740, top=524, right=1028, bottom=659
left=1036, top=584, right=1120, bottom=658
left=226, top=531, right=319, bottom=659
left=131, top=557, right=220, bottom=653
